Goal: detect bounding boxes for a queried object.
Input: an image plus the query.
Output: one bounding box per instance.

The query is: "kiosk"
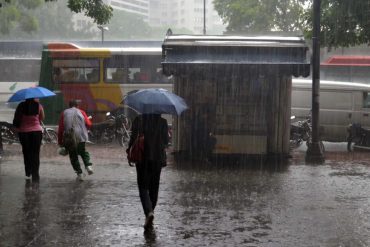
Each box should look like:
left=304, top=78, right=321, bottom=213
left=162, top=35, right=310, bottom=159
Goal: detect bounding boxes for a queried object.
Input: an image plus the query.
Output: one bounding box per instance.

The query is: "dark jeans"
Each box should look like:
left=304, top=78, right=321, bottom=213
left=68, top=142, right=92, bottom=174
left=136, top=160, right=162, bottom=216
left=18, top=131, right=42, bottom=181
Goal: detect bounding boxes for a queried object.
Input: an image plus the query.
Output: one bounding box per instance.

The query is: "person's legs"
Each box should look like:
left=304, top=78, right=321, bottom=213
left=77, top=142, right=92, bottom=167
left=18, top=132, right=32, bottom=177
left=68, top=146, right=83, bottom=174
left=28, top=131, right=42, bottom=181
left=136, top=161, right=153, bottom=217
left=148, top=161, right=162, bottom=211
left=77, top=142, right=93, bottom=175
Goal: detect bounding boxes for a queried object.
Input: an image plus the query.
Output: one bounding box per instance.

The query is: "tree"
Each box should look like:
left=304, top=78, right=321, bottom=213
left=1, top=0, right=95, bottom=40
left=67, top=0, right=112, bottom=25
left=213, top=0, right=306, bottom=34
left=214, top=0, right=370, bottom=48
left=0, top=0, right=112, bottom=34
left=303, top=0, right=370, bottom=48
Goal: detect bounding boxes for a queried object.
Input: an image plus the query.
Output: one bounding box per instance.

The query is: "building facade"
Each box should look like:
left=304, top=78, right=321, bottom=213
left=106, top=0, right=225, bottom=34
left=148, top=0, right=225, bottom=34
left=106, top=0, right=150, bottom=22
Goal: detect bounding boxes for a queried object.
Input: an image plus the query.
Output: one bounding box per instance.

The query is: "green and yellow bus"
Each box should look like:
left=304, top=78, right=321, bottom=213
left=39, top=42, right=172, bottom=124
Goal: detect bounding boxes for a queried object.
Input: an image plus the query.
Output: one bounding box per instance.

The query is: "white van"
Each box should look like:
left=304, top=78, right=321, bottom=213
left=292, top=79, right=370, bottom=142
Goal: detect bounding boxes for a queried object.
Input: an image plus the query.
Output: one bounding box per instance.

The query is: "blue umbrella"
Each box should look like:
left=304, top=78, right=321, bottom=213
left=8, top=86, right=56, bottom=102
left=124, top=88, right=188, bottom=115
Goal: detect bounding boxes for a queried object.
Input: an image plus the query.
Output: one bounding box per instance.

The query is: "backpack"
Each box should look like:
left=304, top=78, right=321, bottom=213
left=63, top=127, right=78, bottom=150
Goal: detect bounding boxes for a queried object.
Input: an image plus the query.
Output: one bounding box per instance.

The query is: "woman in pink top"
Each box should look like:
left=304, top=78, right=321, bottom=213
left=13, top=98, right=45, bottom=182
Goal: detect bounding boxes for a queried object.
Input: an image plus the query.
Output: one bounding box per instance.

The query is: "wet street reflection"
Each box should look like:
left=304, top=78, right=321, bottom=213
left=0, top=144, right=370, bottom=246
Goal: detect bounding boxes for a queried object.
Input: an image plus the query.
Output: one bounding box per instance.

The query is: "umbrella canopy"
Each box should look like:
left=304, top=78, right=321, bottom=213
left=8, top=86, right=56, bottom=102
left=123, top=88, right=188, bottom=115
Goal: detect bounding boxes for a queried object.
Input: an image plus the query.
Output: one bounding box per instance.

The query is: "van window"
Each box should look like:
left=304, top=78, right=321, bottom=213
left=321, top=91, right=352, bottom=110
left=363, top=92, right=370, bottom=108
left=292, top=89, right=311, bottom=108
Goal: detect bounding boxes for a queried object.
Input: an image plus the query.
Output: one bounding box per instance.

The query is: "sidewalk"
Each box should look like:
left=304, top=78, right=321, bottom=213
left=1, top=143, right=370, bottom=246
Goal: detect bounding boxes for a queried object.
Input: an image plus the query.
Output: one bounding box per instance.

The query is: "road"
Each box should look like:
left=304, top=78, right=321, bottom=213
left=1, top=143, right=370, bottom=246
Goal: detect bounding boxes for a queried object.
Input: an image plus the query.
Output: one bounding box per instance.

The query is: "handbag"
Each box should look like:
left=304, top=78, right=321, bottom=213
left=127, top=133, right=144, bottom=163
left=63, top=112, right=78, bottom=151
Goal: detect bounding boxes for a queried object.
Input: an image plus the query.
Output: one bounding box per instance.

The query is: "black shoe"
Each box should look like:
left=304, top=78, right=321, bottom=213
left=144, top=212, right=154, bottom=229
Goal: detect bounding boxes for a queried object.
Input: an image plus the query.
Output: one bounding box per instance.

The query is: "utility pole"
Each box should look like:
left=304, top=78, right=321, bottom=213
left=203, top=0, right=206, bottom=35
left=306, top=0, right=325, bottom=163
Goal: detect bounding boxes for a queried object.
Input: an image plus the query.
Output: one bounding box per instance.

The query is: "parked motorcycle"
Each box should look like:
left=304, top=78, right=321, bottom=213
left=41, top=122, right=58, bottom=144
left=88, top=111, right=131, bottom=146
left=347, top=123, right=370, bottom=151
left=0, top=122, right=18, bottom=144
left=290, top=115, right=312, bottom=149
left=0, top=121, right=58, bottom=144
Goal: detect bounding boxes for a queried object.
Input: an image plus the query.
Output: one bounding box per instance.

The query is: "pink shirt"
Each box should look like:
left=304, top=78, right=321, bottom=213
left=18, top=104, right=43, bottom=133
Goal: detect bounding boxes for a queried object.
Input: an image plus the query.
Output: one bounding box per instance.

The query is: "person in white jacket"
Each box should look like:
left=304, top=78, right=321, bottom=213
left=58, top=100, right=93, bottom=181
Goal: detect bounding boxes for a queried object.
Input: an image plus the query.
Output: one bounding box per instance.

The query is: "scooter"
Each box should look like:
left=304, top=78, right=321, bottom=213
left=290, top=115, right=312, bottom=149
left=347, top=123, right=370, bottom=151
left=107, top=112, right=132, bottom=147
left=88, top=112, right=131, bottom=146
left=88, top=114, right=116, bottom=144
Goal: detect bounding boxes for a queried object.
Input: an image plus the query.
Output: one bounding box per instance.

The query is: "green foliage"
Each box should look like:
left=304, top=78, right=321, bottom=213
left=0, top=0, right=41, bottom=33
left=214, top=0, right=370, bottom=48
left=1, top=0, right=95, bottom=40
left=0, top=4, right=20, bottom=33
left=0, top=0, right=112, bottom=34
left=213, top=0, right=305, bottom=34
left=303, top=0, right=370, bottom=48
left=68, top=0, right=113, bottom=25
left=19, top=14, right=38, bottom=32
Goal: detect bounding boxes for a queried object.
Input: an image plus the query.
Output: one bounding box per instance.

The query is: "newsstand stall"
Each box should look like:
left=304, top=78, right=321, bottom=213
left=162, top=35, right=310, bottom=159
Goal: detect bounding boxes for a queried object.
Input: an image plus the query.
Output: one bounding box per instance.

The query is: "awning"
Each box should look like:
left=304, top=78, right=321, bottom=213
left=162, top=35, right=311, bottom=77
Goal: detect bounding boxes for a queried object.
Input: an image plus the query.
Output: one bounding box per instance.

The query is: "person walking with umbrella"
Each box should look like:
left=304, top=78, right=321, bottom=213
left=127, top=114, right=169, bottom=230
left=12, top=98, right=45, bottom=182
left=125, top=88, right=188, bottom=230
left=10, top=86, right=55, bottom=182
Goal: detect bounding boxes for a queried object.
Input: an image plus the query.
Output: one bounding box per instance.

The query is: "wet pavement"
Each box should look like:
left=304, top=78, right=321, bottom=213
left=1, top=143, right=370, bottom=246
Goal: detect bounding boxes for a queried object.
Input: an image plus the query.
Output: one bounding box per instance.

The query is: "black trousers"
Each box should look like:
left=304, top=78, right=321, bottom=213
left=18, top=131, right=42, bottom=180
left=136, top=160, right=162, bottom=217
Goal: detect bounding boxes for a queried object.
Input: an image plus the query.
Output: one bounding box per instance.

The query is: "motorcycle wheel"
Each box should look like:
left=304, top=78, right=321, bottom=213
left=289, top=139, right=302, bottom=150
left=347, top=140, right=355, bottom=152
left=118, top=132, right=130, bottom=147
left=100, top=130, right=114, bottom=144
left=306, top=140, right=325, bottom=152
left=123, top=117, right=132, bottom=130
left=1, top=125, right=17, bottom=144
left=43, top=129, right=58, bottom=144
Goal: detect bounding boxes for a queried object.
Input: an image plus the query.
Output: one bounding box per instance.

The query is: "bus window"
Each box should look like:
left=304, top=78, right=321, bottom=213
left=155, top=68, right=172, bottom=83
left=52, top=59, right=99, bottom=83
left=129, top=67, right=150, bottom=83
left=104, top=56, right=126, bottom=83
